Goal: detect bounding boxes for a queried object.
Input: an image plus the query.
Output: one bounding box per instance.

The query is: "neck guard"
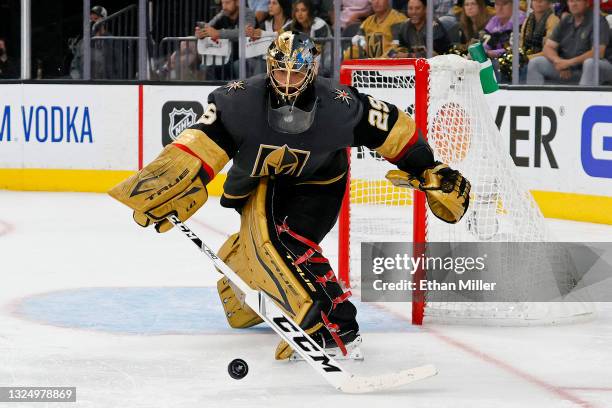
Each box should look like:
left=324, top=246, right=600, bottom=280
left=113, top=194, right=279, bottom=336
left=267, top=95, right=319, bottom=134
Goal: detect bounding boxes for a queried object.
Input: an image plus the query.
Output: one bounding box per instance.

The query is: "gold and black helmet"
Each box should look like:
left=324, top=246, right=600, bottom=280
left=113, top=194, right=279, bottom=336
left=266, top=31, right=319, bottom=101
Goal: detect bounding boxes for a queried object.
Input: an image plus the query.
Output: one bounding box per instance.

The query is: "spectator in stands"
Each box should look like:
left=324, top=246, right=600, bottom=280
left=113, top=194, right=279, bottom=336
left=195, top=0, right=256, bottom=79
left=585, top=33, right=612, bottom=85
left=527, top=0, right=610, bottom=84
left=390, top=0, right=451, bottom=57
left=91, top=6, right=123, bottom=79
left=248, top=0, right=291, bottom=37
left=164, top=39, right=201, bottom=80
left=284, top=0, right=332, bottom=38
left=70, top=6, right=121, bottom=79
left=393, top=0, right=456, bottom=18
left=453, top=0, right=527, bottom=15
left=340, top=0, right=373, bottom=31
left=555, top=0, right=570, bottom=18
left=246, top=0, right=291, bottom=74
left=520, top=0, right=559, bottom=60
left=250, top=0, right=271, bottom=24
left=579, top=0, right=612, bottom=85
left=433, top=0, right=457, bottom=18
left=283, top=0, right=333, bottom=74
left=311, top=0, right=335, bottom=25
left=344, top=0, right=407, bottom=59
left=0, top=38, right=19, bottom=79
left=392, top=0, right=408, bottom=13
left=482, top=0, right=525, bottom=59
left=457, top=0, right=490, bottom=45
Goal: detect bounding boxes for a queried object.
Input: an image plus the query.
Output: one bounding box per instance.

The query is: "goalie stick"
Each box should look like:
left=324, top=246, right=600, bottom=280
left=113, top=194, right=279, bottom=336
left=167, top=214, right=438, bottom=393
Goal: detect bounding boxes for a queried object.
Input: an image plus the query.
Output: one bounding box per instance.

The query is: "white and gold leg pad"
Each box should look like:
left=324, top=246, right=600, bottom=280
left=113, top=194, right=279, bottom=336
left=216, top=179, right=316, bottom=332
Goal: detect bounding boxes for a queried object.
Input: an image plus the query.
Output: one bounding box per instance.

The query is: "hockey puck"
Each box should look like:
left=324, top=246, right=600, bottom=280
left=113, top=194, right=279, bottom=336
left=228, top=358, right=249, bottom=380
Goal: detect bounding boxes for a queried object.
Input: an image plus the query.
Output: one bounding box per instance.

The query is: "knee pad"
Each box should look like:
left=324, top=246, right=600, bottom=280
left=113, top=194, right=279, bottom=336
left=217, top=178, right=357, bottom=357
left=216, top=233, right=263, bottom=328
left=216, top=179, right=315, bottom=329
left=239, top=179, right=315, bottom=324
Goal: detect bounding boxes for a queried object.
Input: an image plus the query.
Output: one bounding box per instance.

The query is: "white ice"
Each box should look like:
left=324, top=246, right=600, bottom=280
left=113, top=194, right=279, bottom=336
left=0, top=190, right=611, bottom=408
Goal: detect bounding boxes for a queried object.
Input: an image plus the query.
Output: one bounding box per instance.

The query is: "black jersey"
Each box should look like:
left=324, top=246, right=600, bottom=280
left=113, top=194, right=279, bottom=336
left=185, top=74, right=435, bottom=208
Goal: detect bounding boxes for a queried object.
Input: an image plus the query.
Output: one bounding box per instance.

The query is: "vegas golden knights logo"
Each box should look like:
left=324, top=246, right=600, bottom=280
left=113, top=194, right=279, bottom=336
left=251, top=144, right=310, bottom=177
left=366, top=33, right=384, bottom=58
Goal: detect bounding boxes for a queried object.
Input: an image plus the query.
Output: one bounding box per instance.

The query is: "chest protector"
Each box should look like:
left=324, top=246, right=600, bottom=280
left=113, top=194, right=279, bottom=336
left=212, top=75, right=362, bottom=198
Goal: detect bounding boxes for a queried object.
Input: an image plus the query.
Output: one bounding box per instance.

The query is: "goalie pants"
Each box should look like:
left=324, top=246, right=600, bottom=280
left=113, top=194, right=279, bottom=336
left=217, top=173, right=358, bottom=345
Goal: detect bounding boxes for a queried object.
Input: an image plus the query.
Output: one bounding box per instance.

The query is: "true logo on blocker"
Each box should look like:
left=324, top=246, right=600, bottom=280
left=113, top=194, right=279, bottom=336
left=581, top=105, right=612, bottom=179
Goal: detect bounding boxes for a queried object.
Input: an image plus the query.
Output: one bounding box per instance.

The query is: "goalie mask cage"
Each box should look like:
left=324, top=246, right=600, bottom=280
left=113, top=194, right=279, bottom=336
left=338, top=55, right=594, bottom=326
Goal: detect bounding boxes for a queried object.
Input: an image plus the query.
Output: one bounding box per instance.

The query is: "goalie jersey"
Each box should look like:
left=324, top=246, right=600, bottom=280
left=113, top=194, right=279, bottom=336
left=184, top=74, right=435, bottom=209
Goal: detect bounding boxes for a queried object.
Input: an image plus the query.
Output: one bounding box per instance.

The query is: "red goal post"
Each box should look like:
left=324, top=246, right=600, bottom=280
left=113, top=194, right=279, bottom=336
left=338, top=58, right=429, bottom=324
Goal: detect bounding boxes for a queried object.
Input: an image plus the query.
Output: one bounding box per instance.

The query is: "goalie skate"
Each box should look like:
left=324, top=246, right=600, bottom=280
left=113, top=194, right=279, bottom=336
left=289, top=334, right=364, bottom=361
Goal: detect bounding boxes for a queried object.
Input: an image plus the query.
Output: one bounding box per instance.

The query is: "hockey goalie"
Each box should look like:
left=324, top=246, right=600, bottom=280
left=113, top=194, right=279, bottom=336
left=109, top=31, right=470, bottom=360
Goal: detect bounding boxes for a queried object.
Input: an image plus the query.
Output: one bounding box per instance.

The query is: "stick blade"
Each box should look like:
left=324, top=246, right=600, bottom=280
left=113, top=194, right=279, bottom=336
left=338, top=364, right=438, bottom=394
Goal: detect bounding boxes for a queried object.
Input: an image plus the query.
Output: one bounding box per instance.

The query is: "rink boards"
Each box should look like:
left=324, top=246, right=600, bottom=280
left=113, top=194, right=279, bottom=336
left=0, top=83, right=611, bottom=224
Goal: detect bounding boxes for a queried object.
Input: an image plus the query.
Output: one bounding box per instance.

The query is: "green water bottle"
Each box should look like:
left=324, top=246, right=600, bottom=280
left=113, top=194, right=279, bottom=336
left=468, top=42, right=499, bottom=94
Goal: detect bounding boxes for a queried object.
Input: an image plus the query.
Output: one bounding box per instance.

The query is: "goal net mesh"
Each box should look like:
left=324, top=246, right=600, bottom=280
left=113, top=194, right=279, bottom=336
left=340, top=55, right=594, bottom=325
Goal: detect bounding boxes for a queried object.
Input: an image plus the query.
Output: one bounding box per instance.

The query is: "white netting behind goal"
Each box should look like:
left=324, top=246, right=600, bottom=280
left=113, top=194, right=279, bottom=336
left=341, top=55, right=595, bottom=325
left=426, top=56, right=549, bottom=244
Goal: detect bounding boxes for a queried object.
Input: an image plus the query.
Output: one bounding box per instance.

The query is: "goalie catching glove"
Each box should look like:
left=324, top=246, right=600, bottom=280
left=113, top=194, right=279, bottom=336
left=386, top=164, right=470, bottom=224
left=108, top=143, right=209, bottom=233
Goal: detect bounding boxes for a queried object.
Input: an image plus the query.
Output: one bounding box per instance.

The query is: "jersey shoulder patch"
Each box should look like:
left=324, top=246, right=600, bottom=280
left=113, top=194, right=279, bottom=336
left=331, top=88, right=353, bottom=106
left=315, top=77, right=358, bottom=109
left=214, top=74, right=267, bottom=98
left=210, top=75, right=267, bottom=121
left=223, top=80, right=247, bottom=94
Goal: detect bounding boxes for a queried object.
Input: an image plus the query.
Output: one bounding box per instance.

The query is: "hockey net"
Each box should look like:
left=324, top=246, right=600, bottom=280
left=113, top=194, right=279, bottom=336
left=338, top=55, right=595, bottom=326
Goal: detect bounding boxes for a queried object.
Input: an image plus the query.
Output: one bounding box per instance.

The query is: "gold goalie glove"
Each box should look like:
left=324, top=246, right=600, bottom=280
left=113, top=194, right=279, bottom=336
left=386, top=163, right=471, bottom=224
left=108, top=142, right=209, bottom=233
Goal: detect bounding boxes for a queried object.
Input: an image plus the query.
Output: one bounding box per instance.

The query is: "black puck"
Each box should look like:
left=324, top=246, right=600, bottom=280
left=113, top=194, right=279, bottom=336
left=228, top=358, right=249, bottom=380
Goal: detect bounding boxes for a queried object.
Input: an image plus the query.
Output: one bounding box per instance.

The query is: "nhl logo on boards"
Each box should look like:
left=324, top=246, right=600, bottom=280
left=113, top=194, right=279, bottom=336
left=161, top=101, right=204, bottom=146
left=169, top=108, right=197, bottom=138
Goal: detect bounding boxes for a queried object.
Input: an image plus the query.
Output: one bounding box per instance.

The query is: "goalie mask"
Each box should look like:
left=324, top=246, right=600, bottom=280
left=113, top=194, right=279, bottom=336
left=266, top=31, right=319, bottom=101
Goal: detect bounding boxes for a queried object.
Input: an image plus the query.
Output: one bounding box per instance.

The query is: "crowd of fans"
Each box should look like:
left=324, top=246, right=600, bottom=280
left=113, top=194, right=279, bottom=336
left=1, top=0, right=611, bottom=85
left=184, top=0, right=612, bottom=84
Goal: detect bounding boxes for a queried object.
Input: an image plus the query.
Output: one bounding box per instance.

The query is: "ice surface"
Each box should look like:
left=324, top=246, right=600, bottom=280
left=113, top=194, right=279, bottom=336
left=0, top=191, right=610, bottom=408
